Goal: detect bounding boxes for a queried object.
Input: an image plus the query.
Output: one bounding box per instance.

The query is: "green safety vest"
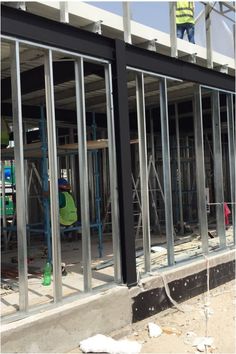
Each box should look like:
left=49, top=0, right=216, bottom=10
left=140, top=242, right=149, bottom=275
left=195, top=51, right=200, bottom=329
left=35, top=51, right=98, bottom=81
left=176, top=2, right=194, bottom=25
left=1, top=118, right=10, bottom=147
left=59, top=192, right=78, bottom=226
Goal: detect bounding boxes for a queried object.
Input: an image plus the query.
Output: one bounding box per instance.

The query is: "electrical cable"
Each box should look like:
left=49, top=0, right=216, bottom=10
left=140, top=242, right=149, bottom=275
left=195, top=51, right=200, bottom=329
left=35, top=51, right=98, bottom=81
left=159, top=273, right=186, bottom=313
left=203, top=254, right=211, bottom=354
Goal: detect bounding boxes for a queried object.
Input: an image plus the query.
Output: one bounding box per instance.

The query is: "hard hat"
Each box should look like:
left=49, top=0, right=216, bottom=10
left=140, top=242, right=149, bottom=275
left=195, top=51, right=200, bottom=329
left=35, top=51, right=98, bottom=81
left=58, top=178, right=70, bottom=190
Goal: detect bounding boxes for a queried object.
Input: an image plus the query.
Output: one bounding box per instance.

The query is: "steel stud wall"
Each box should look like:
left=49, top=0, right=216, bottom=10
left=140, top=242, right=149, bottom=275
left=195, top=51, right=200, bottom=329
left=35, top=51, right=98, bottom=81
left=1, top=5, right=235, bottom=319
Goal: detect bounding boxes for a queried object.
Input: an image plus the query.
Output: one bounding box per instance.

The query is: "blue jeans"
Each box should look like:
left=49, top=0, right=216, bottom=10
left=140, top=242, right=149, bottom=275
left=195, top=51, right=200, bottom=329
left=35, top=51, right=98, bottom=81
left=177, top=23, right=195, bottom=44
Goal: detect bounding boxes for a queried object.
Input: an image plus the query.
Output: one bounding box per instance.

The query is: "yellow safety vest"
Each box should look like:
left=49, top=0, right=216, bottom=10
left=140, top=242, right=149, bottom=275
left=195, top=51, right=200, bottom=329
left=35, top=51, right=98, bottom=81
left=176, top=2, right=194, bottom=25
left=59, top=192, right=78, bottom=226
left=1, top=117, right=10, bottom=147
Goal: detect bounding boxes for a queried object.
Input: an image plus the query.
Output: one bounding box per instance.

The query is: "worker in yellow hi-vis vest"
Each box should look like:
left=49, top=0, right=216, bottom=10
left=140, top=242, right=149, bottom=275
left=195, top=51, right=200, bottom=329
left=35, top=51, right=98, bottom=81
left=176, top=1, right=195, bottom=44
left=58, top=178, right=78, bottom=242
left=58, top=178, right=77, bottom=227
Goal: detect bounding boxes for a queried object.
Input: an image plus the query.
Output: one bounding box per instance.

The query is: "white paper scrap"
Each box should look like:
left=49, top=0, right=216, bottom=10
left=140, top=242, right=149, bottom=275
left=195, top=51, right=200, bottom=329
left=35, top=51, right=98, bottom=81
left=148, top=322, right=163, bottom=338
left=80, top=334, right=142, bottom=354
left=151, top=246, right=167, bottom=253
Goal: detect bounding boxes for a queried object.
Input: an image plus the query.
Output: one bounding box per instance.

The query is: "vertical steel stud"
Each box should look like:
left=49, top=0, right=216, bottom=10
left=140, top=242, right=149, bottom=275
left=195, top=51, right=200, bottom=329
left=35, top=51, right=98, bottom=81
left=226, top=94, right=236, bottom=243
left=105, top=64, right=122, bottom=283
left=123, top=2, right=132, bottom=44
left=44, top=49, right=62, bottom=301
left=60, top=1, right=69, bottom=23
left=193, top=85, right=208, bottom=254
left=211, top=91, right=226, bottom=248
left=205, top=4, right=213, bottom=69
left=136, top=73, right=151, bottom=272
left=159, top=78, right=175, bottom=266
left=75, top=58, right=92, bottom=292
left=169, top=2, right=177, bottom=58
left=175, top=103, right=184, bottom=234
left=11, top=41, right=28, bottom=311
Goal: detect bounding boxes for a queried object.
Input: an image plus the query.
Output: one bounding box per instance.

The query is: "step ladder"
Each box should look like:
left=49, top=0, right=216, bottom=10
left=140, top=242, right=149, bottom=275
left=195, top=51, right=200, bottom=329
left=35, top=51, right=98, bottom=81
left=132, top=173, right=142, bottom=238
left=102, top=155, right=165, bottom=236
left=133, top=155, right=164, bottom=239
left=102, top=197, right=112, bottom=233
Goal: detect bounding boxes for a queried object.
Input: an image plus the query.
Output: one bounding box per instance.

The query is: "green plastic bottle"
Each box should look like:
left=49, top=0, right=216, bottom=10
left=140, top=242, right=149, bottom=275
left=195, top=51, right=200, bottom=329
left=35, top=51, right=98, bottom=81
left=42, top=262, right=52, bottom=286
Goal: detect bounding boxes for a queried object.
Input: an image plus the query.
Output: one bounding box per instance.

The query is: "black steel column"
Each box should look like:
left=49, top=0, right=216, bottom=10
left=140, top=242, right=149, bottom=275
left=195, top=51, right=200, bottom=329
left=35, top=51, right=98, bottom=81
left=112, top=39, right=137, bottom=287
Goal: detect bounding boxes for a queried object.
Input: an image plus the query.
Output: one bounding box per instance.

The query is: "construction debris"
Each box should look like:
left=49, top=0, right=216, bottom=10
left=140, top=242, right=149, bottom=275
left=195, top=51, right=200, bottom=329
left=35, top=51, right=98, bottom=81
left=79, top=334, right=142, bottom=353
left=148, top=322, right=162, bottom=338
left=162, top=326, right=182, bottom=336
left=184, top=332, right=214, bottom=352
left=192, top=336, right=214, bottom=352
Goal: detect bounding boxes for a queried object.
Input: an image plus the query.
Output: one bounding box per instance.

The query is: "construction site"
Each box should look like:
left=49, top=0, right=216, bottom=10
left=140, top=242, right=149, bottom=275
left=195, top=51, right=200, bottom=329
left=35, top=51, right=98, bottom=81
left=0, top=1, right=235, bottom=353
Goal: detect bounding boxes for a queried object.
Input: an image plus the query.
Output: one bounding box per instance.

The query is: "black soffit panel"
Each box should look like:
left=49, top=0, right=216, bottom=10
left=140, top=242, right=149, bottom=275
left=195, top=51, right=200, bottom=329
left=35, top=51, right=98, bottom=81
left=1, top=61, right=105, bottom=101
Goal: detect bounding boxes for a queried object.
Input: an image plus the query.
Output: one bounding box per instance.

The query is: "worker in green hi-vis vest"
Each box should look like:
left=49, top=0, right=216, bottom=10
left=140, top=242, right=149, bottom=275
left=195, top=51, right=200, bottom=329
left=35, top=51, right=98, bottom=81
left=58, top=178, right=78, bottom=227
left=176, top=1, right=195, bottom=44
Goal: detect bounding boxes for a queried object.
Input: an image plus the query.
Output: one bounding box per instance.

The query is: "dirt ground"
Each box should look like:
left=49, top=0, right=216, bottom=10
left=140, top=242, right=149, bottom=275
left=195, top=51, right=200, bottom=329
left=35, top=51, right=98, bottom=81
left=70, top=279, right=236, bottom=354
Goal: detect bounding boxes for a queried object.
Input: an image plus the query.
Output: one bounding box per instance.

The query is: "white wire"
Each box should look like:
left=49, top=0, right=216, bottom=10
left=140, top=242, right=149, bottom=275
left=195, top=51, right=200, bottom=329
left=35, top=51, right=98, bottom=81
left=203, top=254, right=210, bottom=354
left=159, top=273, right=186, bottom=313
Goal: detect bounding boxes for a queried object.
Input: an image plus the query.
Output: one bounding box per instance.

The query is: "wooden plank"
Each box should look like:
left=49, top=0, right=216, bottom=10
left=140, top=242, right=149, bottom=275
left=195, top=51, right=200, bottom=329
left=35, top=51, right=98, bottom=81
left=1, top=139, right=139, bottom=160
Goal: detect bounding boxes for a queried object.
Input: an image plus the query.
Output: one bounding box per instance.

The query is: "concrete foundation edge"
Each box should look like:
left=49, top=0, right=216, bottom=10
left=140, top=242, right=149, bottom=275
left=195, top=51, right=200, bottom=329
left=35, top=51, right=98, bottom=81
left=1, top=286, right=132, bottom=353
left=131, top=249, right=235, bottom=322
left=1, top=249, right=235, bottom=353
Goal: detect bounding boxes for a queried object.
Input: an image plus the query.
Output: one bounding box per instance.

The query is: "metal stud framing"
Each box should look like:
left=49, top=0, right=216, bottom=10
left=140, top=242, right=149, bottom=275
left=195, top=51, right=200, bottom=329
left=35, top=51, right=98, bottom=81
left=1, top=17, right=235, bottom=321
left=159, top=78, right=175, bottom=266
left=136, top=73, right=151, bottom=272
left=10, top=41, right=28, bottom=311
left=169, top=2, right=177, bottom=58
left=60, top=1, right=69, bottom=24
left=123, top=2, right=132, bottom=44
left=105, top=63, right=122, bottom=283
left=205, top=4, right=213, bottom=69
left=211, top=91, right=226, bottom=248
left=74, top=57, right=92, bottom=292
left=44, top=49, right=62, bottom=301
left=194, top=85, right=208, bottom=254
left=175, top=103, right=184, bottom=234
left=226, top=94, right=236, bottom=243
